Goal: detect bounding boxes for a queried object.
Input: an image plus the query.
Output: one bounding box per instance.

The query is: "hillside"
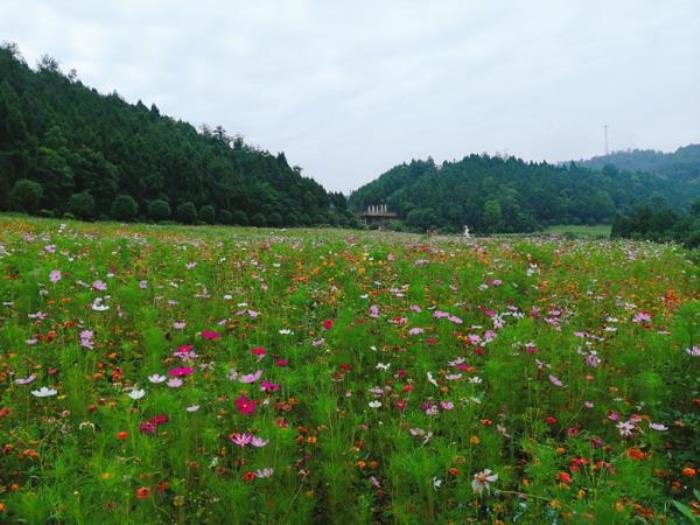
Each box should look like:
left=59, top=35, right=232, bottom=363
left=0, top=44, right=349, bottom=226
left=349, top=155, right=700, bottom=233
left=578, top=144, right=700, bottom=182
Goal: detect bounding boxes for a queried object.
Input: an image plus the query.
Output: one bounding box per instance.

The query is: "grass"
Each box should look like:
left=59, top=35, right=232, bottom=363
left=0, top=215, right=698, bottom=524
left=543, top=224, right=612, bottom=238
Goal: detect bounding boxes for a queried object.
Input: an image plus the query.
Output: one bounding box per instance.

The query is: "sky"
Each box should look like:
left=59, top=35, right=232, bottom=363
left=1, top=1, right=699, bottom=192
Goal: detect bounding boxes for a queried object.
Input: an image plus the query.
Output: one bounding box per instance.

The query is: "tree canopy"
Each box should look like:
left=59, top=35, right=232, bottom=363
left=0, top=43, right=352, bottom=226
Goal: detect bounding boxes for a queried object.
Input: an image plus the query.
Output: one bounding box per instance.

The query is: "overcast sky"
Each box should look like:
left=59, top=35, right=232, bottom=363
left=1, top=1, right=698, bottom=192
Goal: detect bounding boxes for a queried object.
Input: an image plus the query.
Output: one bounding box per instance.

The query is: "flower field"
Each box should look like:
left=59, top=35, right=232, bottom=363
left=0, top=216, right=698, bottom=524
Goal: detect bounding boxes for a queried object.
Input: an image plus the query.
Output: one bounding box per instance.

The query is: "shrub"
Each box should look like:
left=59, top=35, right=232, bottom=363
left=268, top=211, right=283, bottom=227
left=68, top=192, right=96, bottom=220
left=199, top=204, right=216, bottom=224
left=9, top=179, right=43, bottom=214
left=148, top=199, right=171, bottom=222
left=110, top=194, right=138, bottom=222
left=218, top=209, right=233, bottom=225
left=250, top=213, right=266, bottom=227
left=175, top=202, right=197, bottom=224
left=232, top=210, right=249, bottom=225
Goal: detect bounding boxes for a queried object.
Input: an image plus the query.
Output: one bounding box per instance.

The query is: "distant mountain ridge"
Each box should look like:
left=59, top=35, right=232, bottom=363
left=350, top=151, right=700, bottom=234
left=576, top=144, right=700, bottom=181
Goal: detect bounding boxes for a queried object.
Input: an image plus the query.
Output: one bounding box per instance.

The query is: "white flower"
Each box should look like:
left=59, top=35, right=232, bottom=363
left=617, top=420, right=635, bottom=437
left=128, top=389, right=146, bottom=401
left=91, top=297, right=110, bottom=311
left=278, top=328, right=293, bottom=335
left=649, top=422, right=668, bottom=431
left=468, top=376, right=483, bottom=384
left=432, top=477, right=442, bottom=490
left=148, top=374, right=167, bottom=383
left=376, top=362, right=390, bottom=371
left=31, top=386, right=58, bottom=398
left=368, top=400, right=382, bottom=409
left=471, top=469, right=498, bottom=494
left=427, top=372, right=438, bottom=387
left=186, top=404, right=200, bottom=413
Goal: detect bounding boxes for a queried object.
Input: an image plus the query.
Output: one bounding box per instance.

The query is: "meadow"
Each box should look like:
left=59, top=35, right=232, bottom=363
left=0, top=216, right=698, bottom=524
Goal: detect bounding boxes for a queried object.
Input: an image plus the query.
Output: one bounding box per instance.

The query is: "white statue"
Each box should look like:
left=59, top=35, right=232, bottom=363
left=463, top=225, right=471, bottom=238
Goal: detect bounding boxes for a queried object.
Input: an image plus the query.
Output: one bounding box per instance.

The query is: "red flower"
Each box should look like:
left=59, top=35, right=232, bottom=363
left=556, top=472, right=572, bottom=484
left=323, top=319, right=334, bottom=330
left=136, top=486, right=152, bottom=499
left=251, top=346, right=266, bottom=357
left=235, top=395, right=256, bottom=416
left=545, top=416, right=558, bottom=425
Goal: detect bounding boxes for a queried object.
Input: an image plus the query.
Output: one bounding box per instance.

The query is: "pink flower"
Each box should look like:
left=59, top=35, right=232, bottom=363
left=235, top=396, right=256, bottom=415
left=49, top=270, right=62, bottom=283
left=138, top=280, right=148, bottom=289
left=323, top=319, right=334, bottom=330
left=408, top=327, right=424, bottom=336
left=440, top=401, right=454, bottom=411
left=261, top=380, right=280, bottom=392
left=251, top=436, right=268, bottom=447
left=369, top=305, right=380, bottom=318
left=548, top=375, right=563, bottom=387
left=275, top=359, right=289, bottom=367
left=173, top=321, right=186, bottom=330
left=92, top=280, right=107, bottom=291
left=239, top=370, right=263, bottom=384
left=168, top=367, right=194, bottom=377
left=201, top=330, right=221, bottom=340
left=231, top=433, right=253, bottom=447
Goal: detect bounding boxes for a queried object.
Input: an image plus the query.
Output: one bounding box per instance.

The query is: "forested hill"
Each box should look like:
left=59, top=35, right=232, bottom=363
left=348, top=155, right=699, bottom=233
left=578, top=144, right=700, bottom=182
left=0, top=44, right=349, bottom=226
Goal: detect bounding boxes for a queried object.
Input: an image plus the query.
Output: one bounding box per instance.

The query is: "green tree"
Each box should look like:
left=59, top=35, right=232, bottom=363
left=251, top=212, right=266, bottom=227
left=9, top=179, right=43, bottom=213
left=111, top=194, right=138, bottom=221
left=231, top=210, right=248, bottom=225
left=67, top=191, right=95, bottom=220
left=199, top=204, right=216, bottom=224
left=148, top=199, right=171, bottom=221
left=175, top=202, right=197, bottom=224
left=482, top=200, right=502, bottom=231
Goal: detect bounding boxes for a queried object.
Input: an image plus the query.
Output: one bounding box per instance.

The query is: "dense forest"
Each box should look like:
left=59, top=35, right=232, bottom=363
left=0, top=43, right=352, bottom=226
left=349, top=154, right=700, bottom=233
left=611, top=200, right=700, bottom=249
left=578, top=145, right=700, bottom=183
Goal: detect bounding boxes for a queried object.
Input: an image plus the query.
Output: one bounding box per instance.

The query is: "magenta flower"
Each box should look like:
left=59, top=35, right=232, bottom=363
left=235, top=396, right=256, bottom=415
left=201, top=330, right=221, bottom=340
left=231, top=433, right=253, bottom=446
left=261, top=380, right=280, bottom=392
left=369, top=305, right=380, bottom=318
left=168, top=367, right=194, bottom=377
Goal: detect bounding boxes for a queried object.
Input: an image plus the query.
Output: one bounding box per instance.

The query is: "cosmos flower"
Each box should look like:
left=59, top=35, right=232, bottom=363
left=92, top=280, right=107, bottom=291
left=239, top=370, right=263, bottom=384
left=231, top=433, right=253, bottom=447
left=235, top=396, right=256, bottom=415
left=548, top=375, right=563, bottom=387
left=31, top=386, right=58, bottom=398
left=148, top=374, right=167, bottom=383
left=49, top=270, right=61, bottom=283
left=128, top=389, right=146, bottom=400
left=255, top=468, right=274, bottom=478
left=471, top=469, right=498, bottom=494
left=15, top=373, right=36, bottom=385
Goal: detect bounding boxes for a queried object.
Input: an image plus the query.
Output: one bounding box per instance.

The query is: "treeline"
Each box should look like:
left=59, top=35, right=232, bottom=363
left=611, top=201, right=700, bottom=248
left=578, top=145, right=700, bottom=183
left=0, top=43, right=353, bottom=227
left=349, top=155, right=699, bottom=233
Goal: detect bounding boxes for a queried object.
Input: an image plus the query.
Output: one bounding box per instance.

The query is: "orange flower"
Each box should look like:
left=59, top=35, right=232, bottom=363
left=626, top=448, right=646, bottom=461
left=681, top=467, right=696, bottom=477
left=116, top=431, right=129, bottom=440
left=242, top=471, right=256, bottom=482
left=136, top=487, right=151, bottom=499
